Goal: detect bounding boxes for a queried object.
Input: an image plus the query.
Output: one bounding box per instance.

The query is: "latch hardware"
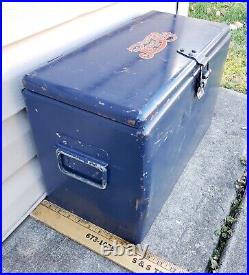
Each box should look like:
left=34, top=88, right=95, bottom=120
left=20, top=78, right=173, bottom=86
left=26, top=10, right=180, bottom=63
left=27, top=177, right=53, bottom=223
left=177, top=49, right=212, bottom=99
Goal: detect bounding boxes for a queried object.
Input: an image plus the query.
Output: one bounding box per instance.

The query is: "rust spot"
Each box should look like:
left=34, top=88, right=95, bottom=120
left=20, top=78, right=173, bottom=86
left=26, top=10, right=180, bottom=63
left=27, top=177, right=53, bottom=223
left=127, top=119, right=136, bottom=126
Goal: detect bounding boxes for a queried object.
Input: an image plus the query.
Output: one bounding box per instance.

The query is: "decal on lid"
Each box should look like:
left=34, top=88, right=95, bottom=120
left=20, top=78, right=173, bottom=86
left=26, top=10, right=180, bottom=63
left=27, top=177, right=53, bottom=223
left=128, top=32, right=177, bottom=60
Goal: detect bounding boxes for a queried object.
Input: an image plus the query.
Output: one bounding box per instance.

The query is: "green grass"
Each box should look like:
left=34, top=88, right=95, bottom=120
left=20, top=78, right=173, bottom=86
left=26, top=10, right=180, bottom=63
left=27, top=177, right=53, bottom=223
left=189, top=2, right=247, bottom=93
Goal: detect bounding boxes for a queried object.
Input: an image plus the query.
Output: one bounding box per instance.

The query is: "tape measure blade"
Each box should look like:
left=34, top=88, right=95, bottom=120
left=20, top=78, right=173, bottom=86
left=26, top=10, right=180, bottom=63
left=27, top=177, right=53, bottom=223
left=31, top=200, right=186, bottom=273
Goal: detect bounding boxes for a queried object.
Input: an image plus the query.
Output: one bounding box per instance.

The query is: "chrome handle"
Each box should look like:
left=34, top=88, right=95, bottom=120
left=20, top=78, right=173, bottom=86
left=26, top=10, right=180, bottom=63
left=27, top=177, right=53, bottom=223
left=56, top=147, right=108, bottom=190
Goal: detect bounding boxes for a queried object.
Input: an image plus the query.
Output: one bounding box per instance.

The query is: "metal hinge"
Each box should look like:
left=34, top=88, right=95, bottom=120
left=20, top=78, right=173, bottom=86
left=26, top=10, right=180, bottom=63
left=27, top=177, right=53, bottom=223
left=177, top=48, right=212, bottom=99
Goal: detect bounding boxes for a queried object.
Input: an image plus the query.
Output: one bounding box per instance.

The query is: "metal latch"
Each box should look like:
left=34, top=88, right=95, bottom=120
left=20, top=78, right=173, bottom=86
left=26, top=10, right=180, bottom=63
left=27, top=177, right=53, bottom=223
left=177, top=49, right=212, bottom=99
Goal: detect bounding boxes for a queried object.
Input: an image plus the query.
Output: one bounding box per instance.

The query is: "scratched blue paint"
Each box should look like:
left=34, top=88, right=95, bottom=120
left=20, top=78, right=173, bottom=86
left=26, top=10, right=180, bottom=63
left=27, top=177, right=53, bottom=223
left=22, top=11, right=230, bottom=243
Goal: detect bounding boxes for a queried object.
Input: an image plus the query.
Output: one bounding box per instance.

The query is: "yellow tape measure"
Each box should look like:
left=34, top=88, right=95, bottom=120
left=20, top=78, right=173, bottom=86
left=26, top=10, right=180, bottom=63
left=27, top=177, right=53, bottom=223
left=31, top=200, right=187, bottom=273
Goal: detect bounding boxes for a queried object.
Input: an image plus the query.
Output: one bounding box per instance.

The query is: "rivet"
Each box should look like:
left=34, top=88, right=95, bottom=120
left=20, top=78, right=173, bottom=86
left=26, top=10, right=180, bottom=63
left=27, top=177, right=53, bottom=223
left=188, top=52, right=193, bottom=57
left=192, top=50, right=197, bottom=53
left=180, top=48, right=184, bottom=52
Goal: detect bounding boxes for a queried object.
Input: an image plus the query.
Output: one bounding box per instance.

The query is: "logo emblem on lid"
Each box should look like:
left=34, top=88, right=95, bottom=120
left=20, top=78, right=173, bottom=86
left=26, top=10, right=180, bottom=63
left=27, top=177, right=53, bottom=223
left=128, top=32, right=177, bottom=60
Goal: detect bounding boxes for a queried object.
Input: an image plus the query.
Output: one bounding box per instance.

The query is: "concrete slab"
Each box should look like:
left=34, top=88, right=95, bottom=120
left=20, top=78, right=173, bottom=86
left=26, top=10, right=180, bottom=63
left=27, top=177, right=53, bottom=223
left=2, top=217, right=125, bottom=273
left=2, top=88, right=246, bottom=272
left=219, top=196, right=247, bottom=273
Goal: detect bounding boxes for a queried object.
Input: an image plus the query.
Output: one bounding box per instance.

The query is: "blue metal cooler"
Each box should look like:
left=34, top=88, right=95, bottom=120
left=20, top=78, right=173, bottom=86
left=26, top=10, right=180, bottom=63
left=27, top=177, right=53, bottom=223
left=22, top=11, right=230, bottom=243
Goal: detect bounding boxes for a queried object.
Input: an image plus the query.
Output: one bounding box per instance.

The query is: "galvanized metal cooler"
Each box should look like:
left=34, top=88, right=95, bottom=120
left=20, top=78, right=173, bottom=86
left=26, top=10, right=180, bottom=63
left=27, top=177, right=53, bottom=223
left=22, top=11, right=230, bottom=243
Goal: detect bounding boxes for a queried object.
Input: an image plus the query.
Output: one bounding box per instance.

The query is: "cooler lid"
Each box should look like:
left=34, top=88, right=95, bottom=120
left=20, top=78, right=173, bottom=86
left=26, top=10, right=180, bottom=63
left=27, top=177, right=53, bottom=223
left=23, top=11, right=229, bottom=128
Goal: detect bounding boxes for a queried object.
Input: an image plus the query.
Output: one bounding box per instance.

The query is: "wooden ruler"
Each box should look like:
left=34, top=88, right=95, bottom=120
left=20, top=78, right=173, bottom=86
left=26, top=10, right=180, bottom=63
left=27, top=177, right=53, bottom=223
left=31, top=200, right=187, bottom=273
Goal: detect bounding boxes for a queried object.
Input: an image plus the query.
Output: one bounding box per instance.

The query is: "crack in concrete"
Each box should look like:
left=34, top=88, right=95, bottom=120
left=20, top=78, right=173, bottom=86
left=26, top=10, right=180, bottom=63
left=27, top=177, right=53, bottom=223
left=206, top=158, right=247, bottom=272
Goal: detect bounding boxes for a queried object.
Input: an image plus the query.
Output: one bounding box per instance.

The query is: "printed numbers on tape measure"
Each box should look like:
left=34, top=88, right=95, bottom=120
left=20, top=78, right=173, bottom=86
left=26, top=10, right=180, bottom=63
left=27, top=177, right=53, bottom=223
left=85, top=233, right=114, bottom=250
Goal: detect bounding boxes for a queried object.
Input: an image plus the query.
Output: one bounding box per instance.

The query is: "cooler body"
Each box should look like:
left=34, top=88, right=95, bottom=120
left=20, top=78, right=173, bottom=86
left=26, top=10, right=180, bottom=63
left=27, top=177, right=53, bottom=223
left=22, top=11, right=230, bottom=243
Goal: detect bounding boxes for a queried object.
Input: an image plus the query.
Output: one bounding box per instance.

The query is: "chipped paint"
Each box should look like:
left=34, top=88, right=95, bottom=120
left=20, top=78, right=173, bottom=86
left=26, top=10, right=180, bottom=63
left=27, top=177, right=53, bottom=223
left=135, top=199, right=139, bottom=211
left=143, top=172, right=148, bottom=177
left=98, top=101, right=105, bottom=106
left=120, top=67, right=129, bottom=73
left=154, top=139, right=161, bottom=145
left=126, top=109, right=137, bottom=113
left=135, top=197, right=150, bottom=215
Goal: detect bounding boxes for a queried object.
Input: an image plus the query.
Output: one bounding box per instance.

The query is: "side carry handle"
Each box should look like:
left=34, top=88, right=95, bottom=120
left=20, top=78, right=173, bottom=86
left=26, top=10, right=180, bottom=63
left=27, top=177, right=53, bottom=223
left=56, top=147, right=108, bottom=190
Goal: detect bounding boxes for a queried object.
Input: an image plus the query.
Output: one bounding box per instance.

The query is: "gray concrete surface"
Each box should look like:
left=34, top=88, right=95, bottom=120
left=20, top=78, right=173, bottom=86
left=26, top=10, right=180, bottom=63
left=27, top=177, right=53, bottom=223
left=219, top=196, right=247, bottom=273
left=2, top=88, right=246, bottom=273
